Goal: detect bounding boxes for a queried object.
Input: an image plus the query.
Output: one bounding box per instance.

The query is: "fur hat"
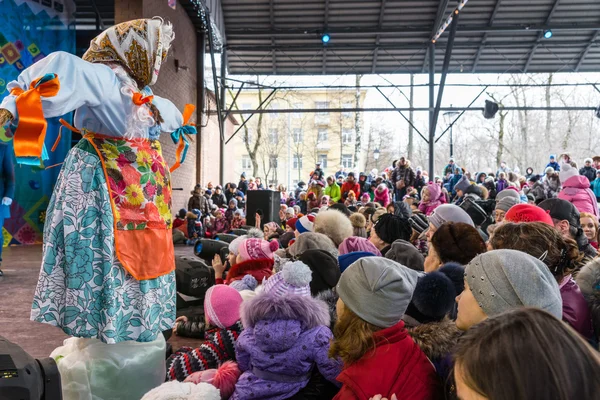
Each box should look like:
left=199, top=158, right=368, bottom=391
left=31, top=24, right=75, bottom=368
left=184, top=362, right=241, bottom=400
left=296, top=214, right=315, bottom=234
left=384, top=240, right=425, bottom=271
left=298, top=249, right=341, bottom=295
left=238, top=238, right=279, bottom=261
left=559, top=162, right=579, bottom=183
left=314, top=209, right=354, bottom=246
left=430, top=222, right=487, bottom=265
left=288, top=232, right=337, bottom=257
left=262, top=261, right=312, bottom=297
left=228, top=274, right=258, bottom=292
left=338, top=236, right=382, bottom=256
left=405, top=271, right=457, bottom=323
left=141, top=382, right=221, bottom=400
left=349, top=213, right=367, bottom=229
left=204, top=285, right=243, bottom=329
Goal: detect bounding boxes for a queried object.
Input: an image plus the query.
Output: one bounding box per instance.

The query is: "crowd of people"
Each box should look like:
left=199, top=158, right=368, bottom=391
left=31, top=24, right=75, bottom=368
left=155, top=153, right=600, bottom=400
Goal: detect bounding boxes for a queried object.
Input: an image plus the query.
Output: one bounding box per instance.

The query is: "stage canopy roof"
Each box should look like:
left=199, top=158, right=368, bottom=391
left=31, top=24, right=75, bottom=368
left=220, top=0, right=600, bottom=75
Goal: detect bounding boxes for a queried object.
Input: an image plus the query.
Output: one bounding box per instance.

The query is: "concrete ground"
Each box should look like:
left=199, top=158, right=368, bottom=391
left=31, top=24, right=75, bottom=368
left=0, top=245, right=203, bottom=359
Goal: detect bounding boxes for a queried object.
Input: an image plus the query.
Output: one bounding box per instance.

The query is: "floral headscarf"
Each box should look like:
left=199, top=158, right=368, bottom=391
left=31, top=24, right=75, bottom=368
left=82, top=18, right=174, bottom=87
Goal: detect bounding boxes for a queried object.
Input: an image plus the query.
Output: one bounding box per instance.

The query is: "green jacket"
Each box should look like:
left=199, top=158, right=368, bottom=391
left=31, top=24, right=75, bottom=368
left=325, top=182, right=341, bottom=203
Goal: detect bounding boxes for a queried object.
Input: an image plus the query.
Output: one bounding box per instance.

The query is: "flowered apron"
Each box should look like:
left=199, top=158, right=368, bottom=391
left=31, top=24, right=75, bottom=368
left=84, top=133, right=175, bottom=280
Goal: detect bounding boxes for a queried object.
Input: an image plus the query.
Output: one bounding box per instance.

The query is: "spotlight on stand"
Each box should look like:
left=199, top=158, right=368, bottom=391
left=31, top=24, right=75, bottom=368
left=543, top=29, right=553, bottom=39
left=483, top=100, right=499, bottom=119
left=321, top=33, right=331, bottom=44
left=0, top=336, right=62, bottom=400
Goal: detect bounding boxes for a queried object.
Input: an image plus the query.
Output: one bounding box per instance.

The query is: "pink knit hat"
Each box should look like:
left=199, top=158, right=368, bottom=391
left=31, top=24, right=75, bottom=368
left=426, top=182, right=441, bottom=201
left=338, top=236, right=382, bottom=256
left=204, top=285, right=243, bottom=329
left=238, top=238, right=279, bottom=262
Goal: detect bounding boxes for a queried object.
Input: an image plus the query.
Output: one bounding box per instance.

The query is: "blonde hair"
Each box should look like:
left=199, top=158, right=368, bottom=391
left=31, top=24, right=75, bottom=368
left=580, top=212, right=599, bottom=243
left=329, top=304, right=381, bottom=366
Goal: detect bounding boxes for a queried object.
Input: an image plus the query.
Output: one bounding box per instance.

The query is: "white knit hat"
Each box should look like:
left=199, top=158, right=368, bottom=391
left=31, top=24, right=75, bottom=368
left=141, top=381, right=221, bottom=400
left=559, top=163, right=578, bottom=183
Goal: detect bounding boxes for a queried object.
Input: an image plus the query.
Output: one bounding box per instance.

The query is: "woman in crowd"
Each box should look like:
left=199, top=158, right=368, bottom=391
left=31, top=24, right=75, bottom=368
left=489, top=222, right=594, bottom=341
left=425, top=204, right=474, bottom=242
left=455, top=249, right=563, bottom=331
left=374, top=183, right=390, bottom=208
left=558, top=163, right=599, bottom=218
left=424, top=222, right=486, bottom=273
left=349, top=213, right=367, bottom=238
left=454, top=308, right=600, bottom=400
left=330, top=257, right=441, bottom=399
left=580, top=211, right=599, bottom=250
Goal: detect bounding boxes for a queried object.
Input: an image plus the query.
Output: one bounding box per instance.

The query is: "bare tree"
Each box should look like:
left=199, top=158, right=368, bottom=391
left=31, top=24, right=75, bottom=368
left=407, top=74, right=415, bottom=161
left=545, top=73, right=553, bottom=148
left=353, top=75, right=363, bottom=169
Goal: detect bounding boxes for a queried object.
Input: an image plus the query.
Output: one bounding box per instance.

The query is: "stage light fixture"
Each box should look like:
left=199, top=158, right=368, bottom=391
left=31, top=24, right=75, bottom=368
left=321, top=33, right=330, bottom=44
left=544, top=30, right=553, bottom=39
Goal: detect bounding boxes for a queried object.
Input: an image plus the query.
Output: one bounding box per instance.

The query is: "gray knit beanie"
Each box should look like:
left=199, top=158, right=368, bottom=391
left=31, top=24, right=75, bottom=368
left=495, top=196, right=519, bottom=213
left=454, top=175, right=471, bottom=194
left=337, top=257, right=418, bottom=328
left=429, top=204, right=474, bottom=229
left=465, top=249, right=562, bottom=319
left=495, top=189, right=520, bottom=203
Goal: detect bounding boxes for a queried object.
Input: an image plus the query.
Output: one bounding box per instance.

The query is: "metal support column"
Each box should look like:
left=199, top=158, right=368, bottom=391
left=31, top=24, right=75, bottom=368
left=428, top=43, right=435, bottom=177
left=196, top=31, right=206, bottom=184
left=220, top=52, right=227, bottom=184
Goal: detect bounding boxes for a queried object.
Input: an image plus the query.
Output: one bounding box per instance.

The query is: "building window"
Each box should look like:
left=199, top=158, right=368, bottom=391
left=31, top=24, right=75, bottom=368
left=293, top=154, right=303, bottom=169
left=269, top=129, right=278, bottom=145
left=292, top=128, right=303, bottom=143
left=318, top=154, right=328, bottom=169
left=342, top=154, right=353, bottom=168
left=342, top=128, right=354, bottom=144
left=242, top=155, right=252, bottom=170
left=293, top=103, right=303, bottom=119
left=317, top=128, right=328, bottom=142
left=269, top=155, right=278, bottom=168
left=342, top=102, right=353, bottom=118
left=269, top=102, right=279, bottom=119
left=314, top=101, right=330, bottom=125
left=242, top=102, right=252, bottom=119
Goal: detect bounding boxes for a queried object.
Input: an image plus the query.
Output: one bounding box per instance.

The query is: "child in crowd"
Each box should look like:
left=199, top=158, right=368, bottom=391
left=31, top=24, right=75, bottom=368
left=230, top=210, right=246, bottom=230
left=211, top=209, right=230, bottom=235
left=173, top=208, right=187, bottom=229
left=418, top=182, right=445, bottom=216
left=374, top=183, right=390, bottom=207
left=496, top=172, right=508, bottom=193
left=167, top=285, right=244, bottom=381
left=298, top=192, right=308, bottom=214
left=186, top=209, right=203, bottom=244
left=232, top=261, right=342, bottom=399
left=307, top=192, right=320, bottom=210
left=330, top=257, right=441, bottom=399
left=590, top=170, right=600, bottom=202
left=344, top=190, right=357, bottom=207
left=225, top=198, right=240, bottom=223
left=212, top=237, right=277, bottom=285
left=453, top=308, right=600, bottom=400
left=321, top=195, right=331, bottom=208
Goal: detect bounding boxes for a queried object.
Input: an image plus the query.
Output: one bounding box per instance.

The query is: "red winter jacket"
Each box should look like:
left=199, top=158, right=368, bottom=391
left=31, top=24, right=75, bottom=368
left=341, top=182, right=361, bottom=200
left=334, top=321, right=442, bottom=400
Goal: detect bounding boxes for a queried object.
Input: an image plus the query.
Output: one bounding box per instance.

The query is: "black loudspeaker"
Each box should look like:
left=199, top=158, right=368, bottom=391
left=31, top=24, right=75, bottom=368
left=175, top=255, right=215, bottom=298
left=214, top=233, right=238, bottom=243
left=246, top=190, right=281, bottom=227
left=483, top=100, right=499, bottom=119
left=193, top=239, right=229, bottom=263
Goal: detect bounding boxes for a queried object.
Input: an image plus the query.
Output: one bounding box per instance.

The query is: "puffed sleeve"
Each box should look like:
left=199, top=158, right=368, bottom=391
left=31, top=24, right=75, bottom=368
left=0, top=51, right=116, bottom=119
left=152, top=96, right=184, bottom=133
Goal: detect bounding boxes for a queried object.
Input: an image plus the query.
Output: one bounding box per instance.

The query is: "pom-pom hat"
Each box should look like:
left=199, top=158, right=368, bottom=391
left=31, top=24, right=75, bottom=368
left=262, top=261, right=313, bottom=297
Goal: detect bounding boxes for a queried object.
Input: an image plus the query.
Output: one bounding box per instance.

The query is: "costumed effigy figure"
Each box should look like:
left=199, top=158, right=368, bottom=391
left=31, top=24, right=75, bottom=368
left=0, top=18, right=196, bottom=398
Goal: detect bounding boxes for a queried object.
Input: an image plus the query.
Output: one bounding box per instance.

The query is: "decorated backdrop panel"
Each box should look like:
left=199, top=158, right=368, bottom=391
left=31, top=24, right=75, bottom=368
left=0, top=0, right=76, bottom=246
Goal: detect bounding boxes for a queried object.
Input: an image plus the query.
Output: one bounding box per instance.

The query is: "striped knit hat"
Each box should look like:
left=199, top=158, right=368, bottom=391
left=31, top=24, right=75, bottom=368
left=262, top=261, right=312, bottom=297
left=204, top=285, right=243, bottom=329
left=296, top=214, right=316, bottom=234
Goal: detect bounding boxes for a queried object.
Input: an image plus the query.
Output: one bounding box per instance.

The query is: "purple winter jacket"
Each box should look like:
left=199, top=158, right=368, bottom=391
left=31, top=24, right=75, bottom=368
left=232, top=293, right=342, bottom=400
left=560, top=276, right=594, bottom=341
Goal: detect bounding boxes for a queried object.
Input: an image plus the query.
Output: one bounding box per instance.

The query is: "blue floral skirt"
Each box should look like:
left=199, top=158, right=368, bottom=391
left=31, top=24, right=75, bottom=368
left=30, top=140, right=175, bottom=344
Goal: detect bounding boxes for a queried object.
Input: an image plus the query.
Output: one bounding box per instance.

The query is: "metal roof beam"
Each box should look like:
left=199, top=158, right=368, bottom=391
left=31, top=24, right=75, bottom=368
left=575, top=30, right=600, bottom=72
left=524, top=0, right=562, bottom=72
left=225, top=22, right=600, bottom=36
left=371, top=0, right=387, bottom=74
left=472, top=0, right=503, bottom=72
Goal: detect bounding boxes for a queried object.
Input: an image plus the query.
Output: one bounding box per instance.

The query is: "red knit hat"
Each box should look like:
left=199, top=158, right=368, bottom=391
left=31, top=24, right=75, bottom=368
left=238, top=238, right=279, bottom=261
left=505, top=204, right=554, bottom=226
left=287, top=217, right=298, bottom=231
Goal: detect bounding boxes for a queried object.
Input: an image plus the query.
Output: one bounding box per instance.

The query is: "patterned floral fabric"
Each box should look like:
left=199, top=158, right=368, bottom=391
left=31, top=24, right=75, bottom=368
left=82, top=19, right=172, bottom=87
left=90, top=135, right=172, bottom=231
left=31, top=140, right=175, bottom=344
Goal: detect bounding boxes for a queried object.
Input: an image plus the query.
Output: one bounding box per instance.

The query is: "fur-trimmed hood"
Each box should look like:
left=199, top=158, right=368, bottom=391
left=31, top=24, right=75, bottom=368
left=575, top=258, right=600, bottom=336
left=316, top=289, right=339, bottom=330
left=225, top=258, right=274, bottom=284
left=241, top=292, right=330, bottom=330
left=406, top=319, right=462, bottom=362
